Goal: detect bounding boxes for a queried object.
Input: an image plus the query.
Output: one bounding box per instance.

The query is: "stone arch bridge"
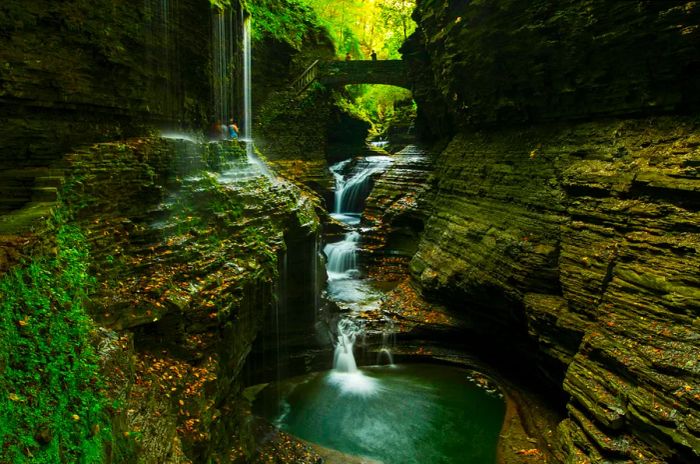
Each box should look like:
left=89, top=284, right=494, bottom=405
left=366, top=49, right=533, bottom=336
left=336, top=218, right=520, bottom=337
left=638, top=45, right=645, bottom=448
left=291, top=59, right=411, bottom=94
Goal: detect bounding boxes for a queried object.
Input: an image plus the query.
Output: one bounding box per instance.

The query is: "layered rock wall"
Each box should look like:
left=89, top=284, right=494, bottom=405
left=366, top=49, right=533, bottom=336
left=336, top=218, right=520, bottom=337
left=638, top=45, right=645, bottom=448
left=406, top=1, right=700, bottom=462
left=410, top=117, right=700, bottom=462
left=404, top=0, right=699, bottom=139
left=60, top=138, right=321, bottom=462
left=0, top=0, right=215, bottom=170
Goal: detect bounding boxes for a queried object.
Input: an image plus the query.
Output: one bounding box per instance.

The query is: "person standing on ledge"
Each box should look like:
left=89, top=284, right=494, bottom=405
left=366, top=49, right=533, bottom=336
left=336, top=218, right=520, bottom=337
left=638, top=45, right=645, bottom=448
left=228, top=118, right=239, bottom=140
left=371, top=50, right=377, bottom=61
left=345, top=52, right=352, bottom=61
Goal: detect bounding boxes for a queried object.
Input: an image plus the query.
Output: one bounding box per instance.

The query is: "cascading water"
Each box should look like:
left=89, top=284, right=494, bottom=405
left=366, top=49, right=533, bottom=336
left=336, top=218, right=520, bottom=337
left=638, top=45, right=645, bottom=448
left=333, top=319, right=359, bottom=374
left=242, top=15, right=252, bottom=144
left=331, top=156, right=392, bottom=219
left=214, top=13, right=273, bottom=183
left=323, top=157, right=391, bottom=309
left=241, top=16, right=274, bottom=179
left=212, top=8, right=234, bottom=126
left=322, top=155, right=394, bottom=393
left=329, top=319, right=378, bottom=395
left=377, top=322, right=396, bottom=367
left=324, top=231, right=359, bottom=281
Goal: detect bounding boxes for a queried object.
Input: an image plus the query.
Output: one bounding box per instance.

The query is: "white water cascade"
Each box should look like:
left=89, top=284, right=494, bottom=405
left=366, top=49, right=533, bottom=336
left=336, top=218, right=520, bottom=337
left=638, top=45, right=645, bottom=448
left=331, top=156, right=392, bottom=219
left=212, top=8, right=235, bottom=126
left=241, top=16, right=274, bottom=179
left=324, top=231, right=360, bottom=281
left=329, top=320, right=378, bottom=395
left=333, top=319, right=359, bottom=373
left=323, top=157, right=391, bottom=309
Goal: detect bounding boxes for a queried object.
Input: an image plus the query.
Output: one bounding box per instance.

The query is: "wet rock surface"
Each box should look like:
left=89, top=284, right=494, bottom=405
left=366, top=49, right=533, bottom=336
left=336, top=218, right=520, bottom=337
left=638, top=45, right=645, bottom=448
left=60, top=137, right=321, bottom=462
left=0, top=0, right=214, bottom=170
left=405, top=0, right=700, bottom=136
left=409, top=117, right=700, bottom=463
left=403, top=1, right=700, bottom=460
left=363, top=145, right=433, bottom=282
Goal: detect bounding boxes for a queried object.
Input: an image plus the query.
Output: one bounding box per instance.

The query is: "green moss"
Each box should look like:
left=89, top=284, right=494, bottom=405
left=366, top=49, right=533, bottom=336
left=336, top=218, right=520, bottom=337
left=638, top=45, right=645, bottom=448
left=0, top=211, right=110, bottom=463
left=245, top=0, right=323, bottom=50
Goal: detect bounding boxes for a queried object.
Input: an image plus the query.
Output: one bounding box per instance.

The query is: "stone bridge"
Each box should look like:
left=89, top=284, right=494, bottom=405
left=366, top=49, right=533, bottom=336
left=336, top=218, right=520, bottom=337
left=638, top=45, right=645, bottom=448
left=291, top=60, right=411, bottom=94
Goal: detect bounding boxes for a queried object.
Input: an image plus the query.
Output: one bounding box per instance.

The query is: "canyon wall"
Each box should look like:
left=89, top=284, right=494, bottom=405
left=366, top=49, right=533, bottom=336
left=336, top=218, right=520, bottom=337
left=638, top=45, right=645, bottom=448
left=55, top=138, right=320, bottom=463
left=404, top=0, right=699, bottom=140
left=0, top=0, right=216, bottom=170
left=406, top=1, right=700, bottom=462
left=0, top=1, right=331, bottom=460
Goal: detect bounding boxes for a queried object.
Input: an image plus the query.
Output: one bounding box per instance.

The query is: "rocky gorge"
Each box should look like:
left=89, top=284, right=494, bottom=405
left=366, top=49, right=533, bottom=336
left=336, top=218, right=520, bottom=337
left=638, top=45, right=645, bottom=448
left=399, top=1, right=700, bottom=463
left=0, top=0, right=698, bottom=463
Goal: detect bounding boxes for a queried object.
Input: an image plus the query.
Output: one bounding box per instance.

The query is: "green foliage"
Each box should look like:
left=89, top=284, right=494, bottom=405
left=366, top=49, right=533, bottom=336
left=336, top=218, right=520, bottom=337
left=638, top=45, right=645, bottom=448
left=245, top=0, right=323, bottom=49
left=0, top=212, right=109, bottom=463
left=301, top=0, right=416, bottom=58
left=342, top=84, right=414, bottom=131
left=209, top=0, right=232, bottom=10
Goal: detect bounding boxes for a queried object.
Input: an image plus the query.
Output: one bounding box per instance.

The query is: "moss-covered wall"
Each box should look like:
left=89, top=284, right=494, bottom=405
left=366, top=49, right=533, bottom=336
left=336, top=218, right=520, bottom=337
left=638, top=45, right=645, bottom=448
left=0, top=0, right=214, bottom=169
left=404, top=1, right=700, bottom=462
left=404, top=0, right=700, bottom=138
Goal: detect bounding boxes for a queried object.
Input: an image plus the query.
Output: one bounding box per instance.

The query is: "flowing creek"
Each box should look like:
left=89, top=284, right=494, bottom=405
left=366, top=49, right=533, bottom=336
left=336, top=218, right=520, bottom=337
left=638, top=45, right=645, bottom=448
left=324, top=156, right=392, bottom=311
left=254, top=152, right=506, bottom=463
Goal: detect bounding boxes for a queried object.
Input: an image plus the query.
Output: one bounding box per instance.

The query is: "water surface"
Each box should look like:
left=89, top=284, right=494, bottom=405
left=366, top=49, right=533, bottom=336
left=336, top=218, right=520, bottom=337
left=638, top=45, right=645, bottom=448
left=255, top=364, right=505, bottom=464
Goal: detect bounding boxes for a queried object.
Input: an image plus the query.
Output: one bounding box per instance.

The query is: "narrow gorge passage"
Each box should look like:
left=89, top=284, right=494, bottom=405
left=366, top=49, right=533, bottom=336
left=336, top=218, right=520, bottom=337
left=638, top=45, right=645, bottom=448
left=253, top=146, right=507, bottom=464
left=0, top=1, right=697, bottom=463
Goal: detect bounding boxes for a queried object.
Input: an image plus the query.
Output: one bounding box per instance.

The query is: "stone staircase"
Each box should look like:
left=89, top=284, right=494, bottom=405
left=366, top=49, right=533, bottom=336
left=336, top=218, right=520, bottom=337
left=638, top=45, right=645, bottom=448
left=0, top=167, right=64, bottom=235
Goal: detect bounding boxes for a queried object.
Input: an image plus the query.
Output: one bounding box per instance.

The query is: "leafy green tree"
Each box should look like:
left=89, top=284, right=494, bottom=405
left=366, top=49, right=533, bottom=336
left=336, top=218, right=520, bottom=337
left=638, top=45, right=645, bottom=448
left=302, top=0, right=416, bottom=59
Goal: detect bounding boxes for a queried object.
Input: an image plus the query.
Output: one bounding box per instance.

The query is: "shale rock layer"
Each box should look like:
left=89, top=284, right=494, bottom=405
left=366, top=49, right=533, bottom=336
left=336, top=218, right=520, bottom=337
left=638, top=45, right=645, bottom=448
left=410, top=117, right=700, bottom=463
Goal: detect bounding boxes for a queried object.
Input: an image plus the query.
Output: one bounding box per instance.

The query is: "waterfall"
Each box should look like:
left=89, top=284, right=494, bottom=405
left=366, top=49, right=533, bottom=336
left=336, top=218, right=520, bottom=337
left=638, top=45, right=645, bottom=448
left=323, top=231, right=360, bottom=281
left=212, top=8, right=234, bottom=125
left=241, top=16, right=274, bottom=178
left=144, top=0, right=182, bottom=123
left=242, top=15, right=252, bottom=142
left=329, top=320, right=379, bottom=395
left=323, top=156, right=391, bottom=309
left=330, top=156, right=392, bottom=216
left=377, top=322, right=396, bottom=367
left=333, top=320, right=359, bottom=373
left=312, top=232, right=321, bottom=321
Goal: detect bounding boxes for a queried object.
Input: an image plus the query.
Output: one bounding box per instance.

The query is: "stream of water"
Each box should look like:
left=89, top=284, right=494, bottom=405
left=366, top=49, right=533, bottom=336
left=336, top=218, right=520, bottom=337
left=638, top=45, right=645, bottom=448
left=324, top=156, right=391, bottom=310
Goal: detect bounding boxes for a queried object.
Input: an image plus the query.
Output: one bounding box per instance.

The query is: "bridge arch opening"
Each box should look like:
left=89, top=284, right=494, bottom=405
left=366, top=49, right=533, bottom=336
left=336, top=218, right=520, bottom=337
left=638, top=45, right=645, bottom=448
left=344, top=84, right=415, bottom=141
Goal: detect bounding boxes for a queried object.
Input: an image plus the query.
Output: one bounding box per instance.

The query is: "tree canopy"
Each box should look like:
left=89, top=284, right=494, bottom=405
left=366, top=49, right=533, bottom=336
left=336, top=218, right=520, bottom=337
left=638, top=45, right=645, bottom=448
left=302, top=0, right=416, bottom=59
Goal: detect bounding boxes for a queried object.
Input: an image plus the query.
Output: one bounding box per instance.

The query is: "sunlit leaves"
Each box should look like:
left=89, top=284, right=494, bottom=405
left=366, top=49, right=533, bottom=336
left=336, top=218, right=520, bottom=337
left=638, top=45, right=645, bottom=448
left=301, top=0, right=417, bottom=58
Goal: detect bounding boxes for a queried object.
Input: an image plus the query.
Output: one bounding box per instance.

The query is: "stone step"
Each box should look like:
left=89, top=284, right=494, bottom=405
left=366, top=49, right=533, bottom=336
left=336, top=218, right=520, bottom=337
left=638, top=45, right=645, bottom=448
left=34, top=176, right=65, bottom=188
left=31, top=187, right=58, bottom=202
left=0, top=202, right=54, bottom=235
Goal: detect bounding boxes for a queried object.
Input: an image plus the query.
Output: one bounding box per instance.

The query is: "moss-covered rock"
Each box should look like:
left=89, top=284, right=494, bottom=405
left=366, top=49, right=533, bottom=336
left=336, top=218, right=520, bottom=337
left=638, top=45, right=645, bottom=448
left=409, top=116, right=700, bottom=463
left=405, top=0, right=700, bottom=137
left=0, top=0, right=216, bottom=170
left=62, top=137, right=321, bottom=462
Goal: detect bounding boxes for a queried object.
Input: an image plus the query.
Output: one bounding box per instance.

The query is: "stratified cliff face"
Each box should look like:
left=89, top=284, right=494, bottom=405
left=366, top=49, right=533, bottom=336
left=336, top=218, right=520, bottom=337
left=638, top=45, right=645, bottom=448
left=403, top=0, right=699, bottom=139
left=0, top=0, right=215, bottom=170
left=406, top=1, right=700, bottom=462
left=411, top=118, right=700, bottom=462
left=62, top=138, right=320, bottom=462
